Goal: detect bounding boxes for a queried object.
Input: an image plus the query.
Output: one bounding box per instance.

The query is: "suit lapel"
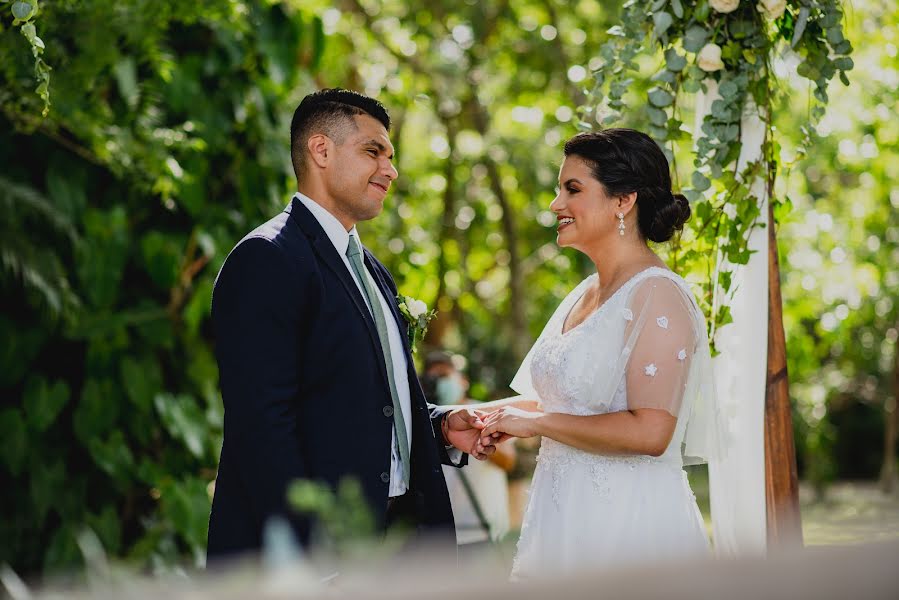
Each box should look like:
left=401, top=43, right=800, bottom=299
left=287, top=199, right=391, bottom=387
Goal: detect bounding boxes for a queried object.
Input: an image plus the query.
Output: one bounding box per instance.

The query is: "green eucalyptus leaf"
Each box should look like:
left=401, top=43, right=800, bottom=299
left=692, top=171, right=711, bottom=192
left=826, top=27, right=845, bottom=46
left=648, top=87, right=674, bottom=108
left=652, top=69, right=677, bottom=84
left=682, top=79, right=701, bottom=93
left=648, top=106, right=669, bottom=127
left=664, top=48, right=687, bottom=72
left=718, top=79, right=739, bottom=99
left=683, top=26, right=709, bottom=53
left=652, top=11, right=674, bottom=39
left=671, top=0, right=684, bottom=19
left=791, top=7, right=810, bottom=47
left=834, top=57, right=854, bottom=71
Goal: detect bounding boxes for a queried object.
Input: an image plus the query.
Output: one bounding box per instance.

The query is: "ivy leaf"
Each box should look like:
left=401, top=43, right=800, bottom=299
left=683, top=26, right=709, bottom=53
left=664, top=48, right=687, bottom=72
left=694, top=0, right=711, bottom=22
left=652, top=11, right=674, bottom=39
left=648, top=87, right=674, bottom=108
left=24, top=377, right=70, bottom=432
left=0, top=408, right=28, bottom=475
left=11, top=2, right=35, bottom=21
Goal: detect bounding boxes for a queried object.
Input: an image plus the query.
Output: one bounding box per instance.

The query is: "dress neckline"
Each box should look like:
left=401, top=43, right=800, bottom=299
left=560, top=266, right=672, bottom=337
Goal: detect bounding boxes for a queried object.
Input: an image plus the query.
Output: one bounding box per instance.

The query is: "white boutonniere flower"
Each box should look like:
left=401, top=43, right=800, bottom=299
left=397, top=294, right=437, bottom=353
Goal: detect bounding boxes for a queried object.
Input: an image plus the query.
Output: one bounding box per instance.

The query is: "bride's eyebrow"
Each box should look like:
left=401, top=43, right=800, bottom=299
left=563, top=178, right=583, bottom=187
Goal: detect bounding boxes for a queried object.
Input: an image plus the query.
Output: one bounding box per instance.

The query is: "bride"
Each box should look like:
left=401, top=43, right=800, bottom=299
left=480, top=129, right=726, bottom=579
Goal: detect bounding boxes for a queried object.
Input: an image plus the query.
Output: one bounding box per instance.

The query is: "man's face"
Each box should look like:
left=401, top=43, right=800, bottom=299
left=323, top=114, right=398, bottom=226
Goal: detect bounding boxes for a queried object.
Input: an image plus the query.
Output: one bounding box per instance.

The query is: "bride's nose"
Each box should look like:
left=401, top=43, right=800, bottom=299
left=550, top=194, right=564, bottom=213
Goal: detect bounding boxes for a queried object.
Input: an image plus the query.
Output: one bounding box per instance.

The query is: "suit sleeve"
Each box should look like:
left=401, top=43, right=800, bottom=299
left=429, top=404, right=467, bottom=468
left=212, top=236, right=311, bottom=541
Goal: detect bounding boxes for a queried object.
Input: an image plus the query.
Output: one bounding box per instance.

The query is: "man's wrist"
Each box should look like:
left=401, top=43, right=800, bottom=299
left=440, top=410, right=452, bottom=446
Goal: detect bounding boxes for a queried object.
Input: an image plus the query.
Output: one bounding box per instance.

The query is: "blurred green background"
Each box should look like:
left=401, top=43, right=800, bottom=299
left=1, top=0, right=897, bottom=578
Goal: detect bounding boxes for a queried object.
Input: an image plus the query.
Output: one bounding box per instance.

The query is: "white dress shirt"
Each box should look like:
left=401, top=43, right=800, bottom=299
left=296, top=193, right=412, bottom=497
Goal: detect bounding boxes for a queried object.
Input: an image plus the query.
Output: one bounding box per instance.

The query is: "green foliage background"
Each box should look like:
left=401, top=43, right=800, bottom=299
left=1, top=0, right=896, bottom=577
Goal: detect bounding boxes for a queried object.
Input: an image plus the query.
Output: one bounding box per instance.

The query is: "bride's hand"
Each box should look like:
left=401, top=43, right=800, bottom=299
left=481, top=406, right=544, bottom=439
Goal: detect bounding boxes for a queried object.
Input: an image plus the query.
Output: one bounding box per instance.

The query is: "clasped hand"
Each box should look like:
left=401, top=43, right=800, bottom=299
left=446, top=403, right=544, bottom=459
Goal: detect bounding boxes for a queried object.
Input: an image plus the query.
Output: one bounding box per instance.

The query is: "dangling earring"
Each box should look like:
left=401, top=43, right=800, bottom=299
left=617, top=212, right=625, bottom=236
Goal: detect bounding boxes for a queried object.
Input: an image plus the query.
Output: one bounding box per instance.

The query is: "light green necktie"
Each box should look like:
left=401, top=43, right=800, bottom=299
left=346, top=234, right=411, bottom=487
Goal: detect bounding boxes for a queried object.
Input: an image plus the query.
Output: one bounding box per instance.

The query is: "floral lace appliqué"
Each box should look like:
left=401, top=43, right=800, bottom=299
left=644, top=363, right=658, bottom=377
left=656, top=316, right=669, bottom=329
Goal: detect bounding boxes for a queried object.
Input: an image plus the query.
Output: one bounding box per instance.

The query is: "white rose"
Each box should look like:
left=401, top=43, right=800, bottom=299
left=710, top=0, right=740, bottom=14
left=697, top=43, right=725, bottom=72
left=757, top=0, right=786, bottom=19
left=723, top=202, right=738, bottom=219
left=408, top=299, right=428, bottom=319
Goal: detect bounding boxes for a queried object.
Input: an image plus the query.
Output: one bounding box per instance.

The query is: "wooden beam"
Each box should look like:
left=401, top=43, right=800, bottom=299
left=764, top=202, right=804, bottom=548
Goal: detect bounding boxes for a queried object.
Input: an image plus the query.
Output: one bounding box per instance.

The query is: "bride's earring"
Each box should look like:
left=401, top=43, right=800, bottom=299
left=617, top=212, right=625, bottom=236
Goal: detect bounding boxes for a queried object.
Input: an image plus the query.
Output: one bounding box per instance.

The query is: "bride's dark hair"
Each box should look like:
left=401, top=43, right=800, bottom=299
left=563, top=128, right=690, bottom=243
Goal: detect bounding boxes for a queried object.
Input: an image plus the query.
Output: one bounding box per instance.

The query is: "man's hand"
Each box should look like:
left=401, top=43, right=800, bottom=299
left=444, top=408, right=496, bottom=460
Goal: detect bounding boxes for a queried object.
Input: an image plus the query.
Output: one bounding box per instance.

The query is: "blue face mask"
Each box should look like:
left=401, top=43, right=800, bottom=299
left=435, top=375, right=465, bottom=406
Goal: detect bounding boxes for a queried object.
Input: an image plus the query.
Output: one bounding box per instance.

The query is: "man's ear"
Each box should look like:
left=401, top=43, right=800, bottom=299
left=618, top=191, right=638, bottom=216
left=306, top=133, right=332, bottom=169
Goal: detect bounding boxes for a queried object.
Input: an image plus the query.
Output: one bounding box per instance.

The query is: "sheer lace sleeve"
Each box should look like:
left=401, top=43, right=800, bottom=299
left=581, top=271, right=727, bottom=465
left=622, top=277, right=697, bottom=416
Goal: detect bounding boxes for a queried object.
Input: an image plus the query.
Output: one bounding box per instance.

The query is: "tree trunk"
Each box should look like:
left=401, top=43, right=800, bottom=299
left=880, top=320, right=899, bottom=493
left=428, top=122, right=458, bottom=349
left=470, top=104, right=527, bottom=360
left=764, top=201, right=803, bottom=549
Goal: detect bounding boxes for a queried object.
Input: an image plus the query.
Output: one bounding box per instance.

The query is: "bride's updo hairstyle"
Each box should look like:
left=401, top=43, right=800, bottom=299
left=563, top=129, right=691, bottom=243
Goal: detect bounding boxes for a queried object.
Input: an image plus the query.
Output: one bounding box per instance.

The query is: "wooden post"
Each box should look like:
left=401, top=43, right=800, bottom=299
left=764, top=202, right=804, bottom=548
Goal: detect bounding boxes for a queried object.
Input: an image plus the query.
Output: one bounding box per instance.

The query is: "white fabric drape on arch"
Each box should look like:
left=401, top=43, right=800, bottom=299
left=696, top=80, right=769, bottom=557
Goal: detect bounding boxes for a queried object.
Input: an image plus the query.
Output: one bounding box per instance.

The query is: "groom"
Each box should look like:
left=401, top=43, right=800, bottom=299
left=206, top=89, right=494, bottom=561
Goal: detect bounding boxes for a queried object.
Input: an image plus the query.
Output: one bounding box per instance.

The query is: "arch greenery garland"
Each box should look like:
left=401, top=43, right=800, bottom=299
left=581, top=0, right=852, bottom=350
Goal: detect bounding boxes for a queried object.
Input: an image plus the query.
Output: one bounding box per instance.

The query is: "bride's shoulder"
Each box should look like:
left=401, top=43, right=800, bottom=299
left=626, top=268, right=700, bottom=310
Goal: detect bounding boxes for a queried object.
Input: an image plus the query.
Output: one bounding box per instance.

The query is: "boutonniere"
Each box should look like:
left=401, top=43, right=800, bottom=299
left=396, top=295, right=437, bottom=353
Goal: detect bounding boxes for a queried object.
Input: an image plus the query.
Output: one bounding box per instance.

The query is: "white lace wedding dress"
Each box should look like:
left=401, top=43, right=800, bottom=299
left=510, top=267, right=724, bottom=580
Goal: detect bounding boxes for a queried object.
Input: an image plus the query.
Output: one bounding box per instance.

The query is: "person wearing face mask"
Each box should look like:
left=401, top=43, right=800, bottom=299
left=421, top=352, right=516, bottom=563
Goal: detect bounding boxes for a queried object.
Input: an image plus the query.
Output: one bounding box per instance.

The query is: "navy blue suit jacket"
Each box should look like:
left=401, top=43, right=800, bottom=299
left=207, top=197, right=458, bottom=560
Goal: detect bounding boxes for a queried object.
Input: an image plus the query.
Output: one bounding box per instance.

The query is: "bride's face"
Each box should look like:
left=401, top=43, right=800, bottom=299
left=550, top=156, right=618, bottom=251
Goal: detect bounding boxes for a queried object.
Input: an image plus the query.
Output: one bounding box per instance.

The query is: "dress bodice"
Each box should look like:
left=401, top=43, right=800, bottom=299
left=526, top=268, right=696, bottom=465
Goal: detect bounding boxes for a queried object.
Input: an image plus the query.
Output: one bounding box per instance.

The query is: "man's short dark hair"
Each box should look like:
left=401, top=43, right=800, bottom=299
left=290, top=88, right=391, bottom=180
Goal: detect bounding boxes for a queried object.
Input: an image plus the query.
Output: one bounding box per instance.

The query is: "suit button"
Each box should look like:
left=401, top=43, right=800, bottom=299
left=383, top=406, right=394, bottom=417
left=380, top=472, right=390, bottom=483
